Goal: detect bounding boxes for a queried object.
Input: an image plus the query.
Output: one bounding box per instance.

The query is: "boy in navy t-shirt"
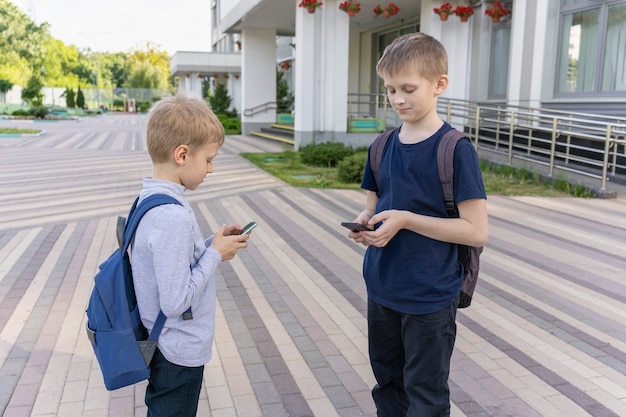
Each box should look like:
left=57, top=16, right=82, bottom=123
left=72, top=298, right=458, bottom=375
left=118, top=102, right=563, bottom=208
left=347, top=32, right=488, bottom=416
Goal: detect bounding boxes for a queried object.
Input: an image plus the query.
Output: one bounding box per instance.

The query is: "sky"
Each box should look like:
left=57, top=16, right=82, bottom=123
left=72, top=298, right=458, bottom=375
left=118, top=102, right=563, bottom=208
left=13, top=0, right=213, bottom=55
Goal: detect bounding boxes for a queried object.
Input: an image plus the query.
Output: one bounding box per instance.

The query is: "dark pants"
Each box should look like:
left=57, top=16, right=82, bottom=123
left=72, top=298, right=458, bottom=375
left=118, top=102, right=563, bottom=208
left=368, top=296, right=458, bottom=417
left=145, top=348, right=204, bottom=417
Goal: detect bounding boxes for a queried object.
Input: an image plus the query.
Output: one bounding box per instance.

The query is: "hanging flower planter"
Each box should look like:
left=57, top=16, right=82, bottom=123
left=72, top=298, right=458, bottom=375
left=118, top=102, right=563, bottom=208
left=299, top=0, right=323, bottom=13
left=373, top=2, right=399, bottom=18
left=453, top=5, right=474, bottom=22
left=433, top=2, right=452, bottom=21
left=339, top=1, right=361, bottom=16
left=485, top=1, right=511, bottom=23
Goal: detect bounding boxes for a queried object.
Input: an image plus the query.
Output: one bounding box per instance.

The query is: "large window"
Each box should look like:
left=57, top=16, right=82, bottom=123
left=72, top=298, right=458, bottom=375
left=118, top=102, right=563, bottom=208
left=489, top=25, right=511, bottom=98
left=557, top=0, right=626, bottom=95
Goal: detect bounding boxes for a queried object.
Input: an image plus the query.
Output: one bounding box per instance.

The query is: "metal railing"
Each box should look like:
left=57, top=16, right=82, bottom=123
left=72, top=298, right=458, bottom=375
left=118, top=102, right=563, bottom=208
left=437, top=98, right=626, bottom=193
left=346, top=93, right=626, bottom=192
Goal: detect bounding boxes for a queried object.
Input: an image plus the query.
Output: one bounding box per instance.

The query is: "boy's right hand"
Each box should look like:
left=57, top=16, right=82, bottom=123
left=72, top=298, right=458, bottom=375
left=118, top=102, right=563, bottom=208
left=211, top=225, right=249, bottom=261
left=347, top=211, right=372, bottom=246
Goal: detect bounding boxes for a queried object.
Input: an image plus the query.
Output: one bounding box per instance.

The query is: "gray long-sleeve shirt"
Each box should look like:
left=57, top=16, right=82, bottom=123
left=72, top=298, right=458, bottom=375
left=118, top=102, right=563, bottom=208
left=131, top=178, right=221, bottom=367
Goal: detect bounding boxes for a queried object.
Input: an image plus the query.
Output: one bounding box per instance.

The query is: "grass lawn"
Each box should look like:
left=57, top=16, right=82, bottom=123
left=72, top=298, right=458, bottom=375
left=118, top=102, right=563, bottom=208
left=241, top=150, right=595, bottom=198
left=0, top=127, right=41, bottom=134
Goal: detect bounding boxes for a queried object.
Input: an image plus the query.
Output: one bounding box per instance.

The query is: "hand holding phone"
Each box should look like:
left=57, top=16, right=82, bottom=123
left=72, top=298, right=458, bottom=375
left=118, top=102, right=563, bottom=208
left=341, top=222, right=373, bottom=232
left=241, top=221, right=259, bottom=234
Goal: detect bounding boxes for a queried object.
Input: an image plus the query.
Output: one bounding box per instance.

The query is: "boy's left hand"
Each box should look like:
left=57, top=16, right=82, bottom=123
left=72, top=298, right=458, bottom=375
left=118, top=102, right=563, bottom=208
left=361, top=210, right=405, bottom=247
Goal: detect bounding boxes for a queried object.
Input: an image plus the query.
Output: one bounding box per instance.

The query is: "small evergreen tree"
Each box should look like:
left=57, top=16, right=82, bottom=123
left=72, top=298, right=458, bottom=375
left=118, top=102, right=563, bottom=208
left=208, top=82, right=232, bottom=114
left=60, top=87, right=76, bottom=108
left=276, top=70, right=294, bottom=113
left=21, top=76, right=43, bottom=106
left=0, top=79, right=13, bottom=103
left=76, top=87, right=85, bottom=109
left=201, top=77, right=210, bottom=99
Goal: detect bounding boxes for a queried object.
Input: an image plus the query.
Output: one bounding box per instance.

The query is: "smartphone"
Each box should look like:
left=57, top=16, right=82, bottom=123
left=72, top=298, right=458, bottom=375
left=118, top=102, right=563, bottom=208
left=241, top=221, right=258, bottom=234
left=341, top=222, right=373, bottom=232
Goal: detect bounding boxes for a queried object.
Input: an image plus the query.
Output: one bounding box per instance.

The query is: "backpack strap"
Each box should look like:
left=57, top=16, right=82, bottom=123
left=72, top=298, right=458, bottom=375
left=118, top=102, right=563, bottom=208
left=121, top=194, right=186, bottom=333
left=369, top=128, right=398, bottom=193
left=122, top=194, right=181, bottom=252
left=437, top=129, right=468, bottom=217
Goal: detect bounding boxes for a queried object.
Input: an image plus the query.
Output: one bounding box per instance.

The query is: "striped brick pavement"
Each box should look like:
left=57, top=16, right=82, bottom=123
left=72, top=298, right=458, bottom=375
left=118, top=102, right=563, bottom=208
left=1, top=114, right=625, bottom=417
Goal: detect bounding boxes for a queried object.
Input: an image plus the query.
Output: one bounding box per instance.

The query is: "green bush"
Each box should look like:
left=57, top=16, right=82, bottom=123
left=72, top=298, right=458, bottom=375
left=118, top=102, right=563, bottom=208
left=338, top=152, right=367, bottom=183
left=12, top=109, right=29, bottom=116
left=137, top=101, right=151, bottom=112
left=29, top=106, right=49, bottom=119
left=300, top=142, right=354, bottom=167
left=216, top=114, right=241, bottom=134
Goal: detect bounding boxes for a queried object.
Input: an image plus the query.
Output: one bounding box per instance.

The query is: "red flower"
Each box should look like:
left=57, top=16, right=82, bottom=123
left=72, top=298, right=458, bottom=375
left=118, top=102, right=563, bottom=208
left=298, top=0, right=323, bottom=8
left=374, top=2, right=399, bottom=16
left=485, top=1, right=511, bottom=18
left=339, top=1, right=361, bottom=12
left=433, top=2, right=453, bottom=15
left=453, top=5, right=474, bottom=17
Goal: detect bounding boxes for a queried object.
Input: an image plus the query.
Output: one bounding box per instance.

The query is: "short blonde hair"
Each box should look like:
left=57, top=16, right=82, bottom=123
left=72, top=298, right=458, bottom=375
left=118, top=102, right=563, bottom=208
left=376, top=32, right=448, bottom=83
left=146, top=95, right=225, bottom=163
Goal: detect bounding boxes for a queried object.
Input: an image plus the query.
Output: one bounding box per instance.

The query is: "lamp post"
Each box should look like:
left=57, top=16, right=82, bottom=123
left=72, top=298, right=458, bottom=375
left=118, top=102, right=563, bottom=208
left=40, top=66, right=45, bottom=105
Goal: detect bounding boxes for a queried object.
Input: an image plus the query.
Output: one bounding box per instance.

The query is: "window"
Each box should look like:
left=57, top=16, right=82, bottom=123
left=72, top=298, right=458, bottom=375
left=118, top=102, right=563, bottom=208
left=489, top=25, right=511, bottom=98
left=557, top=0, right=626, bottom=95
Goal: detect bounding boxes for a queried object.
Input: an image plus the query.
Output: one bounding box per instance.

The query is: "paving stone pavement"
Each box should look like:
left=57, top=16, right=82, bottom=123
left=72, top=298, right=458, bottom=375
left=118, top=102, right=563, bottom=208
left=1, top=114, right=625, bottom=417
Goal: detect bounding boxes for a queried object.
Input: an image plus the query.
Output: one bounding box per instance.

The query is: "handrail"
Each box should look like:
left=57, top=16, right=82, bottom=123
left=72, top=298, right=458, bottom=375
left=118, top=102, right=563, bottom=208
left=435, top=98, right=625, bottom=193
left=243, top=101, right=277, bottom=117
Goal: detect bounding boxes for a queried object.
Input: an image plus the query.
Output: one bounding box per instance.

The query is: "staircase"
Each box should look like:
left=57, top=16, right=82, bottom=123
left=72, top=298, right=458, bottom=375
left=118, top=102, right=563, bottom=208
left=249, top=124, right=294, bottom=145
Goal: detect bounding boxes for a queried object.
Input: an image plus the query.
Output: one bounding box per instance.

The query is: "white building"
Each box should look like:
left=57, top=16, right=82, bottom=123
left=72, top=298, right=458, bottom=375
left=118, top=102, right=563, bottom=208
left=171, top=0, right=626, bottom=150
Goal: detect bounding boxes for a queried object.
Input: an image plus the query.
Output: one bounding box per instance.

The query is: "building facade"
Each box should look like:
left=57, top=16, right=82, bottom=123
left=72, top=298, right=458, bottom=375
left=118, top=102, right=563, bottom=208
left=171, top=0, right=625, bottom=150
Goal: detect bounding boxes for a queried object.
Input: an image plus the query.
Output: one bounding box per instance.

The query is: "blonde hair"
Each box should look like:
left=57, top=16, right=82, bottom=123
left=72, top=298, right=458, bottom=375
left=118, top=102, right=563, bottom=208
left=376, top=32, right=448, bottom=83
left=146, top=95, right=225, bottom=163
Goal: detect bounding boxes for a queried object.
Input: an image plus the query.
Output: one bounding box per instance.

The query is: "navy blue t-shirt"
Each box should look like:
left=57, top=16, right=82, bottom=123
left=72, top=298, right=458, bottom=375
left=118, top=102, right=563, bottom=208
left=361, top=123, right=486, bottom=314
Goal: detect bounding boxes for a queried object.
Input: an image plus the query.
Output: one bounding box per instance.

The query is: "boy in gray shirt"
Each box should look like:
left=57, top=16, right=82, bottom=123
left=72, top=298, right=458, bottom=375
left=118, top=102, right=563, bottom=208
left=131, top=95, right=250, bottom=417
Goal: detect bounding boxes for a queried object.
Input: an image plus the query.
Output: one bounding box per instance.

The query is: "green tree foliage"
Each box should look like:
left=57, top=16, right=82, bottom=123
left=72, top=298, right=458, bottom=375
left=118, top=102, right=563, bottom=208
left=21, top=76, right=43, bottom=106
left=277, top=69, right=294, bottom=113
left=0, top=0, right=48, bottom=85
left=126, top=61, right=166, bottom=89
left=76, top=87, right=85, bottom=109
left=61, top=87, right=75, bottom=108
left=0, top=79, right=12, bottom=102
left=201, top=77, right=210, bottom=99
left=208, top=82, right=232, bottom=114
left=0, top=2, right=173, bottom=91
left=99, top=52, right=130, bottom=88
left=126, top=43, right=170, bottom=89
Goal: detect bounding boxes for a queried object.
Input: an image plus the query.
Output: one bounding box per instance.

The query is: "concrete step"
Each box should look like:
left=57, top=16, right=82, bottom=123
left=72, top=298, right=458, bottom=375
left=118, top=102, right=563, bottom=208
left=249, top=130, right=295, bottom=145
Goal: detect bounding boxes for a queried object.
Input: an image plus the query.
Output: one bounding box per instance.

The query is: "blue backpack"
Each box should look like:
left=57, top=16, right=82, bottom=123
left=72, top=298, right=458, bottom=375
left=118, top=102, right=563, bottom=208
left=86, top=194, right=181, bottom=390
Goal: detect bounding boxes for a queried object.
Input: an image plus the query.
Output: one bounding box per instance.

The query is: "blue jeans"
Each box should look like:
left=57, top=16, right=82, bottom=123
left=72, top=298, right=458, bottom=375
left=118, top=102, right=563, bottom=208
left=368, top=296, right=458, bottom=417
left=145, top=348, right=204, bottom=417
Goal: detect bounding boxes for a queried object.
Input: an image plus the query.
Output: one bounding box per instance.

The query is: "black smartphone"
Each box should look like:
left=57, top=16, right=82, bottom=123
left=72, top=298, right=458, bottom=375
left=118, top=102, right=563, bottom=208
left=341, top=222, right=373, bottom=232
left=241, top=221, right=258, bottom=234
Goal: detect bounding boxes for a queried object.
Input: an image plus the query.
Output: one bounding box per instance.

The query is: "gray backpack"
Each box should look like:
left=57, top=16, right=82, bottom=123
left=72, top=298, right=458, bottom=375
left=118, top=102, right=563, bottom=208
left=369, top=128, right=482, bottom=308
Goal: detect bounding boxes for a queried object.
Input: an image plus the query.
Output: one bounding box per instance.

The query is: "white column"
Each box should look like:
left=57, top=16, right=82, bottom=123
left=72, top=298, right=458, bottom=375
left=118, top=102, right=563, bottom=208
left=294, top=0, right=350, bottom=148
left=320, top=0, right=349, bottom=134
left=507, top=0, right=527, bottom=107
left=241, top=28, right=277, bottom=134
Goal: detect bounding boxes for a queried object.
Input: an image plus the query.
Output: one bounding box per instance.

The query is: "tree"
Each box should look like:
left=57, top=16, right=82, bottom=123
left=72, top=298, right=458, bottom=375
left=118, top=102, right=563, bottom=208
left=276, top=69, right=294, bottom=113
left=0, top=79, right=12, bottom=102
left=208, top=82, right=232, bottom=114
left=125, top=43, right=170, bottom=89
left=76, top=86, right=85, bottom=109
left=60, top=87, right=75, bottom=108
left=21, top=75, right=43, bottom=106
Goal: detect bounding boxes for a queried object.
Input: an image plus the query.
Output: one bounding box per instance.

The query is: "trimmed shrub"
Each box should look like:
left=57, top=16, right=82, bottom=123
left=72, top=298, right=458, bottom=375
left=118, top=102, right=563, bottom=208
left=12, top=109, right=30, bottom=116
left=338, top=152, right=367, bottom=183
left=29, top=106, right=49, bottom=119
left=300, top=142, right=354, bottom=167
